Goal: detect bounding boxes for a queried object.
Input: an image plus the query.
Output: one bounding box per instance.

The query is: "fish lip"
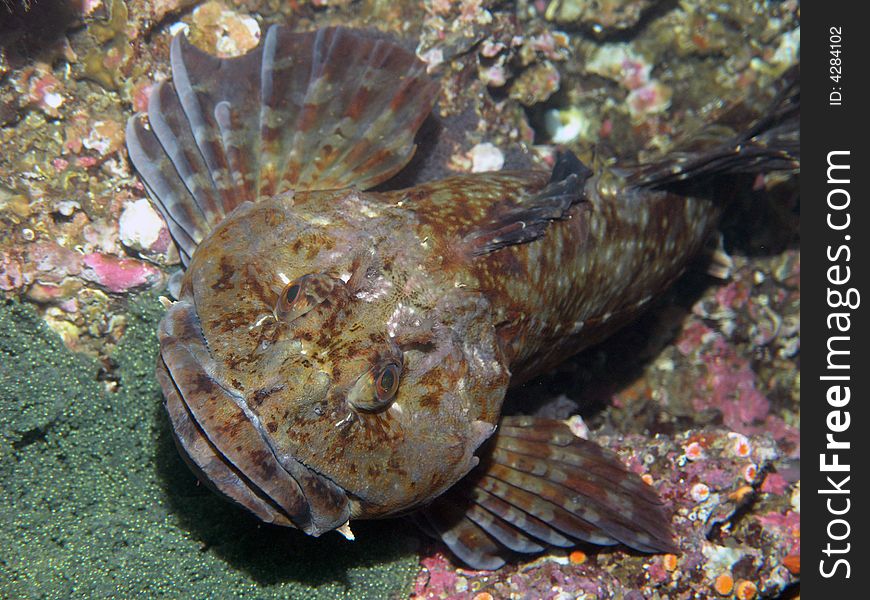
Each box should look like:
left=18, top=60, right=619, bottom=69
left=157, top=297, right=351, bottom=535
left=157, top=353, right=294, bottom=527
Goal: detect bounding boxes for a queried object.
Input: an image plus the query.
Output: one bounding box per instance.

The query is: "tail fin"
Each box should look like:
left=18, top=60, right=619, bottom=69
left=126, top=26, right=438, bottom=264
left=628, top=66, right=799, bottom=190
left=414, top=416, right=676, bottom=570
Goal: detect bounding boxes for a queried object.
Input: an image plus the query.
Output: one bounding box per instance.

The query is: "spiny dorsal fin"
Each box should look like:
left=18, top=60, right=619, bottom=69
left=126, top=26, right=439, bottom=264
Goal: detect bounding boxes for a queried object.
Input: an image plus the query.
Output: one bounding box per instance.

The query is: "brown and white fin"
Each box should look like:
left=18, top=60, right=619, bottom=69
left=628, top=66, right=799, bottom=190
left=463, top=152, right=592, bottom=257
left=126, top=26, right=439, bottom=264
left=415, top=416, right=677, bottom=570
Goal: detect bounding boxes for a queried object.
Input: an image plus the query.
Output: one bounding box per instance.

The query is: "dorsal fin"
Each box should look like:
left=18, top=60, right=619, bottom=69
left=627, top=66, right=799, bottom=190
left=126, top=26, right=439, bottom=264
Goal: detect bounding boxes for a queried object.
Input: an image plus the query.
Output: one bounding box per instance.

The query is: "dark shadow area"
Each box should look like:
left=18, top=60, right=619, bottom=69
left=374, top=112, right=446, bottom=191
left=718, top=175, right=800, bottom=256
left=566, top=0, right=681, bottom=44
left=152, top=399, right=418, bottom=587
left=0, top=0, right=80, bottom=58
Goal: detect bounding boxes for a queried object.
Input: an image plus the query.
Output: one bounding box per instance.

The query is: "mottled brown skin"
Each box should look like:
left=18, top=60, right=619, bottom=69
left=159, top=167, right=717, bottom=534
left=130, top=27, right=797, bottom=558
left=409, top=170, right=718, bottom=383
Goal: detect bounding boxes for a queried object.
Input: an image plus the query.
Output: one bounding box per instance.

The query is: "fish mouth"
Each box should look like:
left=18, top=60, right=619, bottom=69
left=157, top=298, right=351, bottom=536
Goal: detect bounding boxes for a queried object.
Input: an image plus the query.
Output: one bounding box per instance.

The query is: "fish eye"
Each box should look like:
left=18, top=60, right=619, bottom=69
left=275, top=274, right=335, bottom=321
left=347, top=358, right=402, bottom=413
left=283, top=283, right=302, bottom=306
left=375, top=362, right=400, bottom=402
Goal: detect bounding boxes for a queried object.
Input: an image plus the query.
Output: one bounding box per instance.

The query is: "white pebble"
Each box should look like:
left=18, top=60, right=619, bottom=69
left=565, top=414, right=590, bottom=439
left=119, top=199, right=165, bottom=252
left=545, top=107, right=590, bottom=144
left=43, top=91, right=64, bottom=109
left=470, top=142, right=504, bottom=173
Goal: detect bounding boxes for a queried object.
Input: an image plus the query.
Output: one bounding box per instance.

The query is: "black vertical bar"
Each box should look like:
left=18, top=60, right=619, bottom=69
left=802, top=2, right=868, bottom=596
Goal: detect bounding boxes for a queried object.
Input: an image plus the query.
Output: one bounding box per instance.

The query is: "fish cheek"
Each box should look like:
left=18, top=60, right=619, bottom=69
left=244, top=372, right=430, bottom=517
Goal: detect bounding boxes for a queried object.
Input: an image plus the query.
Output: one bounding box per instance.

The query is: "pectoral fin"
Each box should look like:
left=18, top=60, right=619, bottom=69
left=463, top=152, right=592, bottom=257
left=414, top=416, right=677, bottom=570
left=127, top=26, right=439, bottom=265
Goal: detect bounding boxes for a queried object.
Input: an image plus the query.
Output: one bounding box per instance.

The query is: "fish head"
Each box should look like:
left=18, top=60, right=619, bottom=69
left=158, top=195, right=510, bottom=536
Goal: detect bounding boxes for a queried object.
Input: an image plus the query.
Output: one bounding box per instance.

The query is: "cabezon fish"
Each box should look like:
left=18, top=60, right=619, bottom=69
left=126, top=26, right=798, bottom=569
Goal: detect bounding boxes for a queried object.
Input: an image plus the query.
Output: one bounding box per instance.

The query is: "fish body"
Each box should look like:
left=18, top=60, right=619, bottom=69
left=128, top=26, right=798, bottom=568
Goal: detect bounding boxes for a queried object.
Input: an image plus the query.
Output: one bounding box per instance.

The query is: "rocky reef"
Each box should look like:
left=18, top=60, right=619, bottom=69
left=1, top=0, right=799, bottom=598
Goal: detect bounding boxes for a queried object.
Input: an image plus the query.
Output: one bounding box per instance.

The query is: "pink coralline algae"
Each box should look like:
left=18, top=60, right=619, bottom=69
left=760, top=471, right=790, bottom=495
left=28, top=241, right=84, bottom=278
left=676, top=319, right=715, bottom=355
left=0, top=250, right=25, bottom=291
left=80, top=253, right=163, bottom=294
left=410, top=429, right=799, bottom=598
left=626, top=81, right=672, bottom=120
left=1, top=242, right=164, bottom=301
left=756, top=510, right=800, bottom=558
left=674, top=320, right=801, bottom=451
left=14, top=62, right=66, bottom=118
left=693, top=335, right=770, bottom=431
left=715, top=279, right=751, bottom=312
left=412, top=552, right=461, bottom=599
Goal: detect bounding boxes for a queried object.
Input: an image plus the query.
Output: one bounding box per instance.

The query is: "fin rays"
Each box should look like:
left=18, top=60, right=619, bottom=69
left=417, top=416, right=677, bottom=569
left=126, top=26, right=439, bottom=264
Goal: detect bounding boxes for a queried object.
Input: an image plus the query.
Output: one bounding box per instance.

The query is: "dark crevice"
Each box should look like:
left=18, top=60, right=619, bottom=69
left=11, top=424, right=50, bottom=449
left=558, top=0, right=681, bottom=44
